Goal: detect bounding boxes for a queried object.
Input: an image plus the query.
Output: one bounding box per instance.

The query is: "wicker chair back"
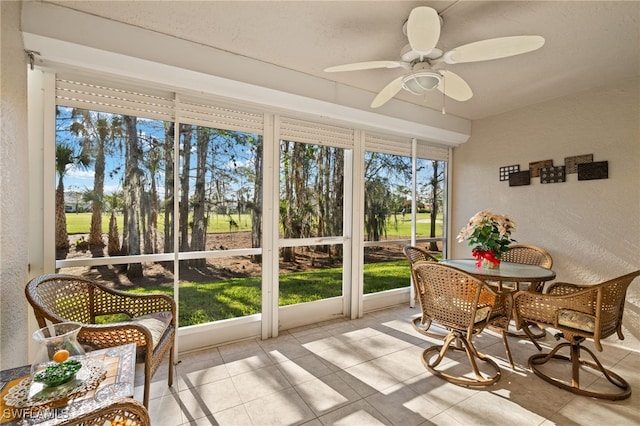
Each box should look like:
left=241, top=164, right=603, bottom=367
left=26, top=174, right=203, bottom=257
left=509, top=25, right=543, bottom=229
left=26, top=274, right=176, bottom=408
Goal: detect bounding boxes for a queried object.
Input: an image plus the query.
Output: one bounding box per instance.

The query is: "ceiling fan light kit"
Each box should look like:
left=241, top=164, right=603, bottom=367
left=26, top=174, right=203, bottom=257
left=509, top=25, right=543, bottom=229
left=324, top=6, right=545, bottom=109
left=402, top=71, right=442, bottom=95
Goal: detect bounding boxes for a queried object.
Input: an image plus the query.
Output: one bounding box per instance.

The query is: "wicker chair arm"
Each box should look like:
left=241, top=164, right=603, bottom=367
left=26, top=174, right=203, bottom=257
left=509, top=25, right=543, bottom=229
left=513, top=287, right=597, bottom=328
left=76, top=322, right=155, bottom=349
left=59, top=398, right=150, bottom=426
left=546, top=281, right=589, bottom=295
left=92, top=286, right=175, bottom=321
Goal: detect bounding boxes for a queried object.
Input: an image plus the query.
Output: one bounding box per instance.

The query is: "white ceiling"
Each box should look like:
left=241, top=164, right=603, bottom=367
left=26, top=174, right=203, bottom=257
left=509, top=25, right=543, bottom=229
left=43, top=1, right=640, bottom=120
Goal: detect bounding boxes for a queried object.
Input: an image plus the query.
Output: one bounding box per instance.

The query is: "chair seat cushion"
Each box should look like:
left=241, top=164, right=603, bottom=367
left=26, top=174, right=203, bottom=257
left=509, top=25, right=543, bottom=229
left=82, top=311, right=172, bottom=360
left=101, top=312, right=172, bottom=351
left=450, top=298, right=491, bottom=323
left=130, top=311, right=173, bottom=349
left=558, top=309, right=595, bottom=332
left=474, top=306, right=492, bottom=323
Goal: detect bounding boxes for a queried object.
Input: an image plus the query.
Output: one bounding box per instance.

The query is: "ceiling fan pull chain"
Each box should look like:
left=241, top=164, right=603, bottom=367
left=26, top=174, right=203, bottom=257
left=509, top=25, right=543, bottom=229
left=441, top=78, right=446, bottom=115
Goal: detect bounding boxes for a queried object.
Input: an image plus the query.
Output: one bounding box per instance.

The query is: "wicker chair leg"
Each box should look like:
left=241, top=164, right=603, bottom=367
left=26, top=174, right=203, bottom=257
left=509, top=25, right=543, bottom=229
left=421, top=332, right=501, bottom=387
left=500, top=330, right=514, bottom=368
left=412, top=316, right=447, bottom=339
left=521, top=322, right=544, bottom=351
left=523, top=324, right=546, bottom=340
left=528, top=340, right=631, bottom=400
left=143, top=361, right=151, bottom=408
left=501, top=323, right=547, bottom=340
left=168, top=344, right=175, bottom=388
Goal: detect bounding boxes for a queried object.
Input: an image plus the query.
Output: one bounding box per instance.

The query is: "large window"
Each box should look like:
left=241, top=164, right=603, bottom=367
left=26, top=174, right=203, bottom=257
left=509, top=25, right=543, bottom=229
left=53, top=78, right=266, bottom=330
left=176, top=123, right=263, bottom=325
left=279, top=140, right=346, bottom=306
left=362, top=135, right=447, bottom=297
left=55, top=107, right=172, bottom=260
left=55, top=105, right=265, bottom=326
left=39, top=74, right=450, bottom=350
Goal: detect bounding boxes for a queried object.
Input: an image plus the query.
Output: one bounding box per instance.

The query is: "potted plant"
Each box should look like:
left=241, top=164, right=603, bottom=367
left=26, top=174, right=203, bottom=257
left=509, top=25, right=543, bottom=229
left=457, top=210, right=516, bottom=268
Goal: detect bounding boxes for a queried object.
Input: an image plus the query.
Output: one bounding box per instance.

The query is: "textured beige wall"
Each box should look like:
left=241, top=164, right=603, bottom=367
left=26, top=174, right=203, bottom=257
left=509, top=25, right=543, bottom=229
left=0, top=0, right=29, bottom=369
left=451, top=77, right=640, bottom=349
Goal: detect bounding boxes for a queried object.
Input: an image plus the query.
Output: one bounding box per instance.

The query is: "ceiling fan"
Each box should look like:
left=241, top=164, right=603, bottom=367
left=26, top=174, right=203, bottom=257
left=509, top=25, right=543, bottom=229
left=324, top=6, right=545, bottom=109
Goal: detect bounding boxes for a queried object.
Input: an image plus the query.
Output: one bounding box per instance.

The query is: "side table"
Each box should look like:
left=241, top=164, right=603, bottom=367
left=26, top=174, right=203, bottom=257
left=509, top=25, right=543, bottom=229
left=1, top=343, right=136, bottom=425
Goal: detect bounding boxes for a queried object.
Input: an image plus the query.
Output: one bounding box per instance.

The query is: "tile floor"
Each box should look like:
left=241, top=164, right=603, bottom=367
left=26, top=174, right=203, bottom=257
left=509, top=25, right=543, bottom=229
left=135, top=305, right=640, bottom=425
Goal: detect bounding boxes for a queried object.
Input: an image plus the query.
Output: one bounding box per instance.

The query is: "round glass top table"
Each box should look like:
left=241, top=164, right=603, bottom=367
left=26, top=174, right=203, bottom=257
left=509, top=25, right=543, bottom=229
left=439, top=258, right=556, bottom=291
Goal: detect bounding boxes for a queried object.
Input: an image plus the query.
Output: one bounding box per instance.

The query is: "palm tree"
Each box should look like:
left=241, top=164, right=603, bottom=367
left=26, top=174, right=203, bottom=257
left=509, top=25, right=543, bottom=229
left=142, top=136, right=161, bottom=255
left=122, top=115, right=143, bottom=278
left=69, top=109, right=123, bottom=248
left=55, top=142, right=91, bottom=252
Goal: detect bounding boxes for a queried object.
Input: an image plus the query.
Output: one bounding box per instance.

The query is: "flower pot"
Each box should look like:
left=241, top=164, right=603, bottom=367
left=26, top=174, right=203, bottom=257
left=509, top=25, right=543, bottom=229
left=482, top=258, right=500, bottom=269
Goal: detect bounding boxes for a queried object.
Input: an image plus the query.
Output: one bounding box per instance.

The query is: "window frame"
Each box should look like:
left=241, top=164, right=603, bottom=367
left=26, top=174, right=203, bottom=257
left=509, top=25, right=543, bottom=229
left=29, top=68, right=451, bottom=353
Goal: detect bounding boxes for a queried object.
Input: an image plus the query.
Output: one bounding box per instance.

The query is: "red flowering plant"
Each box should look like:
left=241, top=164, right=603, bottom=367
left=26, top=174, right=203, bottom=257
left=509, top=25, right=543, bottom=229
left=457, top=210, right=516, bottom=268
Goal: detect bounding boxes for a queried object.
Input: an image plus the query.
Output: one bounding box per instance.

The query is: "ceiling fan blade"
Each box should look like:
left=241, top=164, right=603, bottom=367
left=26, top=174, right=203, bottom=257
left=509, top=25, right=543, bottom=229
left=443, top=35, right=545, bottom=64
left=406, top=6, right=441, bottom=54
left=437, top=70, right=473, bottom=101
left=371, top=76, right=404, bottom=108
left=324, top=61, right=407, bottom=72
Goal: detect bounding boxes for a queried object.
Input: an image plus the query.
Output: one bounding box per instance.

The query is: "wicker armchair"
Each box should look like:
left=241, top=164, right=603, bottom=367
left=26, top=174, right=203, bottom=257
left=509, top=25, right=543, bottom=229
left=501, top=244, right=553, bottom=292
left=59, top=398, right=150, bottom=426
left=513, top=270, right=640, bottom=400
left=413, top=262, right=513, bottom=386
left=403, top=245, right=439, bottom=265
left=25, top=274, right=176, bottom=407
left=403, top=246, right=442, bottom=338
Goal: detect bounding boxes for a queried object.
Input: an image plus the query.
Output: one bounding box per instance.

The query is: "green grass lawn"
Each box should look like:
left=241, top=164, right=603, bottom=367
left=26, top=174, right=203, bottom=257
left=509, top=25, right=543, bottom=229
left=385, top=214, right=443, bottom=238
left=65, top=212, right=442, bottom=237
left=69, top=211, right=425, bottom=326
left=65, top=212, right=252, bottom=234
left=108, top=260, right=410, bottom=326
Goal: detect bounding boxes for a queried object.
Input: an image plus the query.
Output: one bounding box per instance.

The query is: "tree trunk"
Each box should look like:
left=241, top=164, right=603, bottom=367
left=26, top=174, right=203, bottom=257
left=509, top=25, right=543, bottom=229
left=107, top=211, right=120, bottom=256
left=123, top=115, right=143, bottom=278
left=149, top=178, right=158, bottom=254
left=316, top=146, right=327, bottom=241
left=55, top=176, right=69, bottom=251
left=88, top=140, right=105, bottom=248
left=281, top=141, right=295, bottom=262
left=142, top=191, right=151, bottom=254
left=190, top=127, right=209, bottom=267
left=429, top=160, right=441, bottom=252
left=163, top=123, right=174, bottom=253
left=179, top=124, right=192, bottom=253
left=333, top=148, right=344, bottom=257
left=251, top=138, right=263, bottom=263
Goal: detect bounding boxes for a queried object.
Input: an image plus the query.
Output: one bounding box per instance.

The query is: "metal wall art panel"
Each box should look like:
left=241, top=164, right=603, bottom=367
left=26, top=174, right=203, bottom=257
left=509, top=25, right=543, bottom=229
left=578, top=161, right=608, bottom=180
left=529, top=159, right=554, bottom=177
left=499, top=164, right=520, bottom=181
left=565, top=154, right=593, bottom=174
left=509, top=170, right=531, bottom=186
left=540, top=165, right=566, bottom=184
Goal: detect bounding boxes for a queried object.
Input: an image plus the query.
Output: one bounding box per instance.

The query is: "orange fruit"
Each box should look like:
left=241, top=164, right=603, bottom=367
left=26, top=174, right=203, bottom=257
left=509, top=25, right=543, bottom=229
left=52, top=349, right=70, bottom=363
